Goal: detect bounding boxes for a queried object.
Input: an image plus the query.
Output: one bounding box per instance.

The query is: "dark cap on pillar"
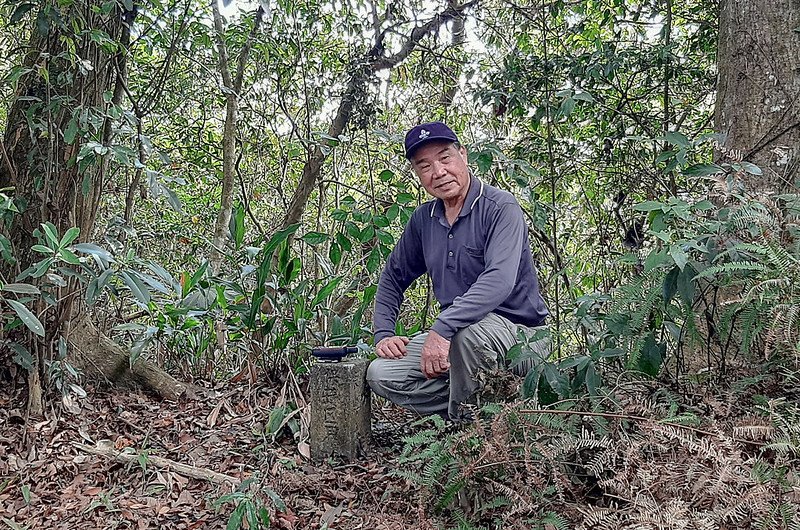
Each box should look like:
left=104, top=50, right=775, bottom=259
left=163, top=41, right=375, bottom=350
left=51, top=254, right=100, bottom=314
left=404, top=121, right=460, bottom=159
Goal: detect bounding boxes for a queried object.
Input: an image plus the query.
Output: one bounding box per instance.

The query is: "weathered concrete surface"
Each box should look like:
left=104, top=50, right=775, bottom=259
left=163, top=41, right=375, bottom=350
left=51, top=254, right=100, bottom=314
left=310, top=358, right=370, bottom=462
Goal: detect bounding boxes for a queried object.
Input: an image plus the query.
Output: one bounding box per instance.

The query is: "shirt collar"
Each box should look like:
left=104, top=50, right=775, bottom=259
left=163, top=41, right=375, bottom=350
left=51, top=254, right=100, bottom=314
left=430, top=174, right=484, bottom=219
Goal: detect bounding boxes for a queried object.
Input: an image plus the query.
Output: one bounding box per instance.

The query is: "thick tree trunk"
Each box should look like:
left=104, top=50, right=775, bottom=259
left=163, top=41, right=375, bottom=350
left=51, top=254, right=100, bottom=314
left=715, top=0, right=800, bottom=192
left=68, top=314, right=193, bottom=401
left=0, top=1, right=189, bottom=404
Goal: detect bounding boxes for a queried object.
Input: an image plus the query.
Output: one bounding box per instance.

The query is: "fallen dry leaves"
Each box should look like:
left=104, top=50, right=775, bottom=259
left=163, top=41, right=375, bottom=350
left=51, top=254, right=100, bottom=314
left=0, top=382, right=428, bottom=530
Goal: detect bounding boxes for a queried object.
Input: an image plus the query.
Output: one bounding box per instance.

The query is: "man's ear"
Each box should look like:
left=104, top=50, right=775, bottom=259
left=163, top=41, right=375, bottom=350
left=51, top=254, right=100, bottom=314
left=458, top=145, right=468, bottom=162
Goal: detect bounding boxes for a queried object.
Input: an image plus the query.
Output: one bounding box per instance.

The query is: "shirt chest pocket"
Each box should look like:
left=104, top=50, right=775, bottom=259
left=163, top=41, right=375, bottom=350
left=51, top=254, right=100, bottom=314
left=459, top=245, right=485, bottom=286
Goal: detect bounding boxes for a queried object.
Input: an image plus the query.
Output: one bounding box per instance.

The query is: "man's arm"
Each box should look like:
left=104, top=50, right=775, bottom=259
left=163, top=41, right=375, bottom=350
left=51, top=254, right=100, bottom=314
left=430, top=201, right=527, bottom=340
left=373, top=212, right=427, bottom=344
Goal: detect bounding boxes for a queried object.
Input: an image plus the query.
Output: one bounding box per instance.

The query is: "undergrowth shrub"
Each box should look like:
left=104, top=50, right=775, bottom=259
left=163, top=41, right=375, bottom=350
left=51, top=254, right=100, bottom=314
left=397, top=370, right=800, bottom=530
left=533, top=174, right=800, bottom=408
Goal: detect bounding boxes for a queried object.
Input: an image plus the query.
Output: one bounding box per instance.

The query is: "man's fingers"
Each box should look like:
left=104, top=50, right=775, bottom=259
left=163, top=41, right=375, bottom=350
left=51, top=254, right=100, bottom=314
left=377, top=336, right=408, bottom=359
left=386, top=342, right=403, bottom=358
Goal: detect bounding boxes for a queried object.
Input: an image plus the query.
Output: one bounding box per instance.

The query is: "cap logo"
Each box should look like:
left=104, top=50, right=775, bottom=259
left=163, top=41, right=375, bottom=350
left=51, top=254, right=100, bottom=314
left=419, top=129, right=430, bottom=140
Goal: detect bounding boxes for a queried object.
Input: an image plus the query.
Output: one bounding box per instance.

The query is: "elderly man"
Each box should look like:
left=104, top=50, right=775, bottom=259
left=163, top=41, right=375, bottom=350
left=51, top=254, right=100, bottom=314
left=366, top=122, right=549, bottom=420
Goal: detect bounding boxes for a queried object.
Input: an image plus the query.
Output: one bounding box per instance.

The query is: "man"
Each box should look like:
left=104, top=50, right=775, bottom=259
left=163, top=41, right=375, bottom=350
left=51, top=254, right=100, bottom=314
left=366, top=121, right=549, bottom=420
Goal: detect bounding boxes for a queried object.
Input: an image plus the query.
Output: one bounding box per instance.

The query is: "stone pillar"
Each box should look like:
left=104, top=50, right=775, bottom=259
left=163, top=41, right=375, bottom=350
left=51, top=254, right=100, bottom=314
left=309, top=358, right=370, bottom=462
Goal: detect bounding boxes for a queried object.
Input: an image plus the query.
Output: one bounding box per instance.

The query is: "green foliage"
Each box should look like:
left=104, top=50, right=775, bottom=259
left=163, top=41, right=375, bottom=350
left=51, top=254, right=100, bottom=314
left=214, top=476, right=283, bottom=530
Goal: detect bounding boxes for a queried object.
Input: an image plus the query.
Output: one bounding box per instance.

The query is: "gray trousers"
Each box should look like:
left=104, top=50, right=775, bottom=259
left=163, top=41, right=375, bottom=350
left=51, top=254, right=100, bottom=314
left=366, top=313, right=547, bottom=419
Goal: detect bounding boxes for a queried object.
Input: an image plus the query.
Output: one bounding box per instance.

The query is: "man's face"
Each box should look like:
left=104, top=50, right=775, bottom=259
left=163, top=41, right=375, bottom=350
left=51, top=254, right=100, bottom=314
left=410, top=141, right=470, bottom=203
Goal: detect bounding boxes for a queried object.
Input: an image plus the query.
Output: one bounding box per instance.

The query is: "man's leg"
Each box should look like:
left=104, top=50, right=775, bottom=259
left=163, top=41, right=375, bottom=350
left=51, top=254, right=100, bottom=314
left=446, top=313, right=522, bottom=419
left=447, top=313, right=551, bottom=419
left=366, top=333, right=450, bottom=416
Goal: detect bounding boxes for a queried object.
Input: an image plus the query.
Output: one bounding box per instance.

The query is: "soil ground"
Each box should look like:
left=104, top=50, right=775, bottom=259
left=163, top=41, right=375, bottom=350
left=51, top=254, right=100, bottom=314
left=0, top=381, right=429, bottom=530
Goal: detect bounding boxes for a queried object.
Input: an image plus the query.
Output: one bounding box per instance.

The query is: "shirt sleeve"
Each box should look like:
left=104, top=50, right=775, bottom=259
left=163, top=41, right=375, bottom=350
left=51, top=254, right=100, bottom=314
left=373, top=211, right=427, bottom=343
left=430, top=202, right=526, bottom=339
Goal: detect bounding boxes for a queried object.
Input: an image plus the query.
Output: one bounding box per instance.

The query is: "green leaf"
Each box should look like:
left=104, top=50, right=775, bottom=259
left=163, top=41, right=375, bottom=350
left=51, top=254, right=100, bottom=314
left=636, top=333, right=665, bottom=377
left=558, top=96, right=575, bottom=117
left=633, top=200, right=666, bottom=212
left=669, top=245, right=688, bottom=270
left=664, top=131, right=689, bottom=148
left=585, top=363, right=600, bottom=395
left=6, top=299, right=45, bottom=337
left=683, top=163, right=723, bottom=176
left=739, top=161, right=762, bottom=175
left=301, top=231, right=329, bottom=245
left=73, top=243, right=115, bottom=265
left=358, top=225, right=375, bottom=243
left=396, top=192, right=415, bottom=204
left=572, top=91, right=594, bottom=102
left=58, top=248, right=81, bottom=265
left=262, top=224, right=300, bottom=258
left=311, top=277, right=341, bottom=308
left=9, top=343, right=34, bottom=371
left=1, top=283, right=40, bottom=295
left=329, top=242, right=341, bottom=266
left=475, top=152, right=493, bottom=174
left=59, top=227, right=80, bottom=248
left=229, top=204, right=245, bottom=249
left=677, top=264, right=696, bottom=306
left=335, top=233, right=352, bottom=252
left=120, top=271, right=151, bottom=304
left=386, top=203, right=400, bottom=221
left=226, top=502, right=246, bottom=530
left=378, top=169, right=393, bottom=182
left=41, top=223, right=59, bottom=247
left=655, top=150, right=677, bottom=164
left=31, top=244, right=53, bottom=254
left=31, top=258, right=54, bottom=278
left=64, top=118, right=78, bottom=144
left=662, top=266, right=679, bottom=305
left=186, top=261, right=208, bottom=294
left=644, top=249, right=668, bottom=272
left=10, top=2, right=36, bottom=24
left=366, top=248, right=381, bottom=273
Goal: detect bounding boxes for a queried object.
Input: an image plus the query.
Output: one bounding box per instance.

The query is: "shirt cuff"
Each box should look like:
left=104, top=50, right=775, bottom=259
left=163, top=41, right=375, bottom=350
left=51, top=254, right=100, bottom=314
left=374, top=331, right=394, bottom=344
left=430, top=319, right=455, bottom=340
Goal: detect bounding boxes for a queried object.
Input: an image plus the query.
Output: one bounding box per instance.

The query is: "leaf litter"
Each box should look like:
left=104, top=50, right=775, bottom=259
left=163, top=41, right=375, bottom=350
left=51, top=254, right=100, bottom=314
left=0, top=383, right=425, bottom=529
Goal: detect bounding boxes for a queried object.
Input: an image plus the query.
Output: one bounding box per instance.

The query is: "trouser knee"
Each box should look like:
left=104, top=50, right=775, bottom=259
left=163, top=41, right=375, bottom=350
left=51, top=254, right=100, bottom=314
left=366, top=358, right=390, bottom=397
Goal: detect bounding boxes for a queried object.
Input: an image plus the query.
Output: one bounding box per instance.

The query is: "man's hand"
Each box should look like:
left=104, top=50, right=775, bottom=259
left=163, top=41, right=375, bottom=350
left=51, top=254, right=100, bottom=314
left=421, top=331, right=450, bottom=379
left=376, top=336, right=410, bottom=359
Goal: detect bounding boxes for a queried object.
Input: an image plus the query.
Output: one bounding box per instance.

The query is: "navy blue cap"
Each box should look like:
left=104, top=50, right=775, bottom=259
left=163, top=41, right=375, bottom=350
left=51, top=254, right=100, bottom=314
left=404, top=121, right=459, bottom=159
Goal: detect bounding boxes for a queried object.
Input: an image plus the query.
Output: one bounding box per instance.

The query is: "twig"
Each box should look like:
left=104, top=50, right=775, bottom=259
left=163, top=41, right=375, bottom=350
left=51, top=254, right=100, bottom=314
left=518, top=408, right=765, bottom=446
left=72, top=441, right=241, bottom=486
left=0, top=138, right=17, bottom=182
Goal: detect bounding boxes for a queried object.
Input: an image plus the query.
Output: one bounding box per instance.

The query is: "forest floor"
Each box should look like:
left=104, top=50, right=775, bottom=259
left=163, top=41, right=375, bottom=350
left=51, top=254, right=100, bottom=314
left=2, top=364, right=800, bottom=530
left=0, top=378, right=433, bottom=530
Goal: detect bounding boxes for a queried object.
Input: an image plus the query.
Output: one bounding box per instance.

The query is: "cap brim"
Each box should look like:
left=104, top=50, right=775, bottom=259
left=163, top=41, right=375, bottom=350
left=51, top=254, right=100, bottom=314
left=405, top=135, right=458, bottom=158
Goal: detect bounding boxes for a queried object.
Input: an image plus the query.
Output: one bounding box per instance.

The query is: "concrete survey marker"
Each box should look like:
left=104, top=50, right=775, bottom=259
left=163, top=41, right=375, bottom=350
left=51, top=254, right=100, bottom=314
left=309, top=357, right=370, bottom=461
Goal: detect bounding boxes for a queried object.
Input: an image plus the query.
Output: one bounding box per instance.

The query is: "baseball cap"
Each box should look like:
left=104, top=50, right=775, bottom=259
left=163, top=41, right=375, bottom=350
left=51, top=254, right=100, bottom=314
left=404, top=121, right=460, bottom=159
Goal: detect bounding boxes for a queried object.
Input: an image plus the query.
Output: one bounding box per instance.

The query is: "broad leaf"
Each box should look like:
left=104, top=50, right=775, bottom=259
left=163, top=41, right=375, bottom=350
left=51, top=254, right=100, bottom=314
left=1, top=283, right=40, bottom=295
left=6, top=299, right=45, bottom=337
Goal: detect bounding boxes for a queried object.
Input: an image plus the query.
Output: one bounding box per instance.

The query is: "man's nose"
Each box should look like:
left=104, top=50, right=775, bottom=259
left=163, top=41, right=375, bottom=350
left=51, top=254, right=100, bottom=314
left=431, top=161, right=447, bottom=177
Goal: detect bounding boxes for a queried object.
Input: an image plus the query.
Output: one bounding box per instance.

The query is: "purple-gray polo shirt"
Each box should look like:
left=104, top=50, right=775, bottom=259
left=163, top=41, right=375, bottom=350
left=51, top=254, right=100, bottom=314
left=373, top=175, right=549, bottom=342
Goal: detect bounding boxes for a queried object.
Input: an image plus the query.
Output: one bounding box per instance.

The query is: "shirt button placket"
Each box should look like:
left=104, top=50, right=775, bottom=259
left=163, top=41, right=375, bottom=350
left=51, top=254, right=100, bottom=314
left=447, top=231, right=455, bottom=267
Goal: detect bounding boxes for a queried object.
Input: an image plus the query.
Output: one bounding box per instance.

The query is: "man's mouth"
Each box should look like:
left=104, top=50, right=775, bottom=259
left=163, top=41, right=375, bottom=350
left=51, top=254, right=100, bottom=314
left=435, top=180, right=456, bottom=189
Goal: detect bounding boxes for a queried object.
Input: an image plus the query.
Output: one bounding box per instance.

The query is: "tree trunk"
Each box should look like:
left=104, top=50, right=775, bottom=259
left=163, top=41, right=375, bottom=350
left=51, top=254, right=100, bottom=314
left=715, top=0, right=800, bottom=192
left=209, top=5, right=264, bottom=273
left=68, top=313, right=194, bottom=401
left=0, top=0, right=188, bottom=403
